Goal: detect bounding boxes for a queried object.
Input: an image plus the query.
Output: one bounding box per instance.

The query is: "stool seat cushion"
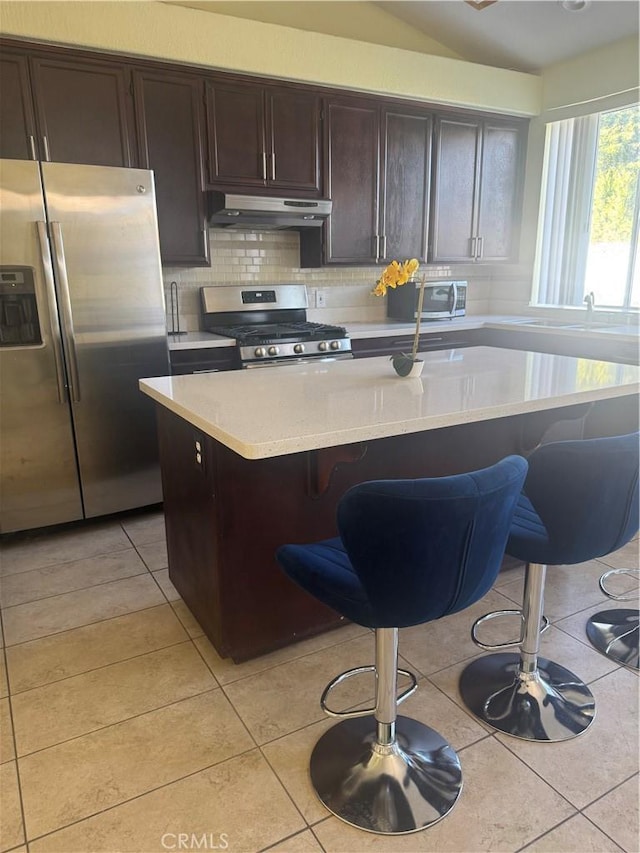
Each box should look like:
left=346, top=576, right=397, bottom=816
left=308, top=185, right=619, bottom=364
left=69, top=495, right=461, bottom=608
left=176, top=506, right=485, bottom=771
left=278, top=455, right=527, bottom=629
left=507, top=493, right=554, bottom=565
left=277, top=537, right=376, bottom=626
left=507, top=432, right=639, bottom=566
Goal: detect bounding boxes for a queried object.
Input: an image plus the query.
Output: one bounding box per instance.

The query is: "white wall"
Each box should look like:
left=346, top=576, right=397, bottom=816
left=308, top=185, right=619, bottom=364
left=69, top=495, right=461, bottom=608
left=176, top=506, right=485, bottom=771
left=1, top=1, right=541, bottom=115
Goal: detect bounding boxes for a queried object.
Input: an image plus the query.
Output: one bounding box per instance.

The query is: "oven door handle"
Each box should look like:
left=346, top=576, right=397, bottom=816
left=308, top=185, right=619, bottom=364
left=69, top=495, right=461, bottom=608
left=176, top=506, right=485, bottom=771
left=243, top=353, right=353, bottom=368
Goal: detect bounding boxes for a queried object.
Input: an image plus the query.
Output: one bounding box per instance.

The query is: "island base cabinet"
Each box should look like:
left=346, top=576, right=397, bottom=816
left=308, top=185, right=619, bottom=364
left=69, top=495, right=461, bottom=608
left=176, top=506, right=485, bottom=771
left=154, top=395, right=638, bottom=662
left=156, top=405, right=346, bottom=661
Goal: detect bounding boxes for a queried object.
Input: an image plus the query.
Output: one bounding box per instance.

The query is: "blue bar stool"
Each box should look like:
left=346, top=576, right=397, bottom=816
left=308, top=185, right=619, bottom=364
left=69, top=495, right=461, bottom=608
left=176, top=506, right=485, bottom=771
left=460, top=432, right=639, bottom=742
left=276, top=455, right=527, bottom=835
left=586, top=567, right=639, bottom=669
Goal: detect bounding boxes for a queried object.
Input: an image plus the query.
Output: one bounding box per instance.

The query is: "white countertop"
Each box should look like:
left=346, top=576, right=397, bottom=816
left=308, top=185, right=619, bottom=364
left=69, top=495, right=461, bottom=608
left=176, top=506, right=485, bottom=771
left=141, top=346, right=639, bottom=460
left=168, top=315, right=640, bottom=350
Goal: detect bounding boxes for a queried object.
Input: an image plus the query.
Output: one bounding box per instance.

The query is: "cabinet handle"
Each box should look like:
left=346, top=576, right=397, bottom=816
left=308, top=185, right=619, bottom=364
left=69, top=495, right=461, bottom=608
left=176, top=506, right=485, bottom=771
left=28, top=135, right=37, bottom=160
left=470, top=236, right=477, bottom=258
left=42, top=135, right=51, bottom=162
left=261, top=152, right=267, bottom=180
left=477, top=236, right=484, bottom=259
left=382, top=235, right=387, bottom=259
left=374, top=234, right=380, bottom=262
left=271, top=152, right=276, bottom=181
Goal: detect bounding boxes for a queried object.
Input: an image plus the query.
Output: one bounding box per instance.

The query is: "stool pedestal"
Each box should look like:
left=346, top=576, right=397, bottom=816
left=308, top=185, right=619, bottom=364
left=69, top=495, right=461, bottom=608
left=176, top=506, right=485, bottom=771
left=311, top=627, right=462, bottom=834
left=311, top=714, right=461, bottom=834
left=460, top=562, right=595, bottom=742
left=586, top=608, right=639, bottom=669
left=459, top=653, right=595, bottom=741
left=586, top=569, right=639, bottom=670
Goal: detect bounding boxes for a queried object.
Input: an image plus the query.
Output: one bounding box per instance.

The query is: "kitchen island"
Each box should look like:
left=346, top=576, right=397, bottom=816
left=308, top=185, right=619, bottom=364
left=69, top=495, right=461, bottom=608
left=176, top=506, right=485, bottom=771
left=141, top=346, right=639, bottom=661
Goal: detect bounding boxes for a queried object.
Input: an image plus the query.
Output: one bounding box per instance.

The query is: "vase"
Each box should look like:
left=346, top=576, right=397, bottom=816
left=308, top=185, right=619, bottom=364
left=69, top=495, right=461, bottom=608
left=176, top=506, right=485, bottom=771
left=391, top=354, right=424, bottom=378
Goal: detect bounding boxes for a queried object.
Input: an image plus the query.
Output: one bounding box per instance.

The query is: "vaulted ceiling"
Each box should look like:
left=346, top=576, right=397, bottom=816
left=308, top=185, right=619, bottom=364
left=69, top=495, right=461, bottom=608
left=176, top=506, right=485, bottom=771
left=164, top=1, right=639, bottom=73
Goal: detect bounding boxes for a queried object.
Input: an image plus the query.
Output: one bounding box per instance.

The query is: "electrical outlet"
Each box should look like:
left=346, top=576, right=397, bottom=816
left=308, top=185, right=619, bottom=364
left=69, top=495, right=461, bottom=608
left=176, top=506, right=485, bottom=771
left=316, top=289, right=326, bottom=308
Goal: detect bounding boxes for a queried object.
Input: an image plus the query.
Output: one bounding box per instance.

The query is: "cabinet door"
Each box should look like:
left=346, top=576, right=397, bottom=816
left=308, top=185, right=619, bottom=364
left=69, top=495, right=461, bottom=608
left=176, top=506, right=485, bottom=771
left=134, top=71, right=209, bottom=266
left=325, top=100, right=380, bottom=264
left=170, top=347, right=238, bottom=374
left=381, top=110, right=431, bottom=262
left=29, top=56, right=134, bottom=166
left=430, top=118, right=480, bottom=262
left=266, top=88, right=321, bottom=192
left=0, top=53, right=37, bottom=160
left=476, top=122, right=521, bottom=262
left=206, top=80, right=266, bottom=186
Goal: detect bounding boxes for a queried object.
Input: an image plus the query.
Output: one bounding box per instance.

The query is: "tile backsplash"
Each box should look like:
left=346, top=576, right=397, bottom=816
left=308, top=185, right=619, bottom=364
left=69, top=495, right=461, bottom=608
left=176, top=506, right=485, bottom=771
left=163, top=229, right=532, bottom=331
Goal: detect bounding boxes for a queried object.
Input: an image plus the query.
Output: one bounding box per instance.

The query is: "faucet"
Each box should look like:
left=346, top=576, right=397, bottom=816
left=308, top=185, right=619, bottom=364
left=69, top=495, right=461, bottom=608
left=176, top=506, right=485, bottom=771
left=584, top=291, right=595, bottom=323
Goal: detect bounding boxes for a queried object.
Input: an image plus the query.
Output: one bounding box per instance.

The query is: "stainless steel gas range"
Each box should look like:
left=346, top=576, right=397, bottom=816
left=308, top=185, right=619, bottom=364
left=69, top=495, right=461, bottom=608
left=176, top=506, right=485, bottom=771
left=200, top=284, right=352, bottom=368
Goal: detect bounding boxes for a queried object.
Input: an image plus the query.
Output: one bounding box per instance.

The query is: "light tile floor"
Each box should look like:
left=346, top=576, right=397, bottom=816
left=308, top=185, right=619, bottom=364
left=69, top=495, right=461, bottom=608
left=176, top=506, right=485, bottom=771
left=0, top=510, right=637, bottom=853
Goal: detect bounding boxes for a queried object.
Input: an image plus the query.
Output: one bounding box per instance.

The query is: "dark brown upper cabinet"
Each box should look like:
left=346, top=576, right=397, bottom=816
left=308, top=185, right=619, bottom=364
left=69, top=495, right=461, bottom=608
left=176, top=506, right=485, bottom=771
left=29, top=56, right=135, bottom=167
left=380, top=108, right=432, bottom=263
left=133, top=69, right=209, bottom=266
left=0, top=52, right=38, bottom=160
left=205, top=79, right=321, bottom=193
left=430, top=116, right=524, bottom=263
left=0, top=50, right=134, bottom=167
left=308, top=98, right=431, bottom=266
left=323, top=98, right=381, bottom=264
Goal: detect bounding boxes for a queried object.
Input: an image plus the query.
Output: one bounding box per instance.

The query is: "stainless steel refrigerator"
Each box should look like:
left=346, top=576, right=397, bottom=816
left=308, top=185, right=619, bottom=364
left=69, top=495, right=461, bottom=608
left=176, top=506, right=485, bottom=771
left=0, top=159, right=169, bottom=533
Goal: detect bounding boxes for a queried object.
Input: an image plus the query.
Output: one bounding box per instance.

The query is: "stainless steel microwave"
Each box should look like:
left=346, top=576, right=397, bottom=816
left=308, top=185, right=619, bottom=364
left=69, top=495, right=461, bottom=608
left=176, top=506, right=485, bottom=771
left=387, top=280, right=467, bottom=321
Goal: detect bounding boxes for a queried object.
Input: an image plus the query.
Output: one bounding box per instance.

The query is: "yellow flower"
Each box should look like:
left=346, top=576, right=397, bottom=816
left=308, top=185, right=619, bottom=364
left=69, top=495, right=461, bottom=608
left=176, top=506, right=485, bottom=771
left=372, top=258, right=420, bottom=296
left=405, top=258, right=419, bottom=277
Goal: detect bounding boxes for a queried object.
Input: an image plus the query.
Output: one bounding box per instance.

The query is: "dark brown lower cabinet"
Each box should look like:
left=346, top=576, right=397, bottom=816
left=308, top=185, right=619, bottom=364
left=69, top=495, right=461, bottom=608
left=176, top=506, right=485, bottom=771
left=169, top=347, right=238, bottom=374
left=155, top=394, right=638, bottom=661
left=351, top=330, right=482, bottom=358
left=134, top=70, right=209, bottom=266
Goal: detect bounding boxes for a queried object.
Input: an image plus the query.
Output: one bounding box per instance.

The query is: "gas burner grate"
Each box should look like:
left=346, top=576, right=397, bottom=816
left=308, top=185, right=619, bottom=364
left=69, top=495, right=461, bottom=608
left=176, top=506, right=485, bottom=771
left=285, top=322, right=347, bottom=336
left=208, top=321, right=347, bottom=343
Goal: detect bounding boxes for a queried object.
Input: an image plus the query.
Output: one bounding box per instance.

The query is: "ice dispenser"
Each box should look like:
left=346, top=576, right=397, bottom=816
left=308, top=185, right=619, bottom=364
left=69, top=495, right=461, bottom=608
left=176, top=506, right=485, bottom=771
left=0, top=268, right=42, bottom=346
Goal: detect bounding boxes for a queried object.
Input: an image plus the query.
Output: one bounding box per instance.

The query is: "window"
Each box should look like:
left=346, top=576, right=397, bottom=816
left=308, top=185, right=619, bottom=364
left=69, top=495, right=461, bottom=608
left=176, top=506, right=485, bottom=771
left=533, top=105, right=639, bottom=311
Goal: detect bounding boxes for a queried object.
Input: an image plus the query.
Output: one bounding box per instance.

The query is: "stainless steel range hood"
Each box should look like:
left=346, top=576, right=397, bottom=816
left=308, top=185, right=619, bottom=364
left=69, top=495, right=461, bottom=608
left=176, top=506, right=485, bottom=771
left=208, top=192, right=332, bottom=230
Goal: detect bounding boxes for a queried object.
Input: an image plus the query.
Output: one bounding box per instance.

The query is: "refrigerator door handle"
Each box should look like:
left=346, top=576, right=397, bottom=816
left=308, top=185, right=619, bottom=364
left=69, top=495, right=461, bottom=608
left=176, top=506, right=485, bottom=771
left=36, top=221, right=67, bottom=404
left=49, top=222, right=81, bottom=403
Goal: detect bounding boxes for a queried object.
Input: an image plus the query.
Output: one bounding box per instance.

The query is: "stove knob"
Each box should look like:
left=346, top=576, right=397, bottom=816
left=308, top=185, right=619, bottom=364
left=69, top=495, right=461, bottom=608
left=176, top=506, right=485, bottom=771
left=318, top=341, right=329, bottom=352
left=268, top=346, right=279, bottom=357
left=254, top=347, right=267, bottom=358
left=330, top=340, right=341, bottom=350
left=293, top=343, right=305, bottom=354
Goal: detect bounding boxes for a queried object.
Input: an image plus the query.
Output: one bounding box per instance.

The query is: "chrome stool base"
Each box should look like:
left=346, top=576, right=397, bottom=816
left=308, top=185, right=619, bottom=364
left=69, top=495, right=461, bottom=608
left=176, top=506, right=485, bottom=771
left=459, top=652, right=595, bottom=742
left=586, top=608, right=639, bottom=669
left=310, top=714, right=462, bottom=834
